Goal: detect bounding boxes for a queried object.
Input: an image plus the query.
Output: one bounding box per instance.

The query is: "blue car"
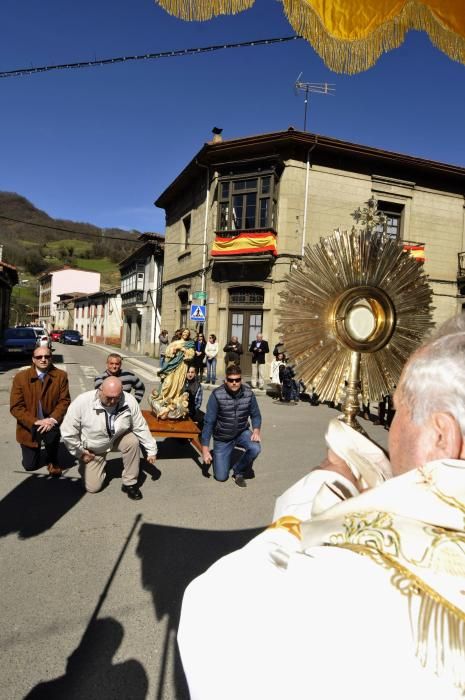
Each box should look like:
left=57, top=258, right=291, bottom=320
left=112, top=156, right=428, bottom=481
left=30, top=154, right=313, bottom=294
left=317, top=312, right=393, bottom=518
left=61, top=329, right=83, bottom=345
left=1, top=327, right=38, bottom=356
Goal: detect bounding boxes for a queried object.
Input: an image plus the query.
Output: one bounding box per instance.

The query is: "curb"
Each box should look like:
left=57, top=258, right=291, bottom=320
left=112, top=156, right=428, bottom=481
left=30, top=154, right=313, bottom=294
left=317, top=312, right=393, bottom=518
left=90, top=343, right=161, bottom=373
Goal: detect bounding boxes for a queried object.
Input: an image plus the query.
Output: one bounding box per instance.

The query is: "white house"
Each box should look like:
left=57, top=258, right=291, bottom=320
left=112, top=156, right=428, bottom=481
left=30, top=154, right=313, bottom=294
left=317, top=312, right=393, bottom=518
left=38, top=265, right=100, bottom=329
left=73, top=288, right=122, bottom=346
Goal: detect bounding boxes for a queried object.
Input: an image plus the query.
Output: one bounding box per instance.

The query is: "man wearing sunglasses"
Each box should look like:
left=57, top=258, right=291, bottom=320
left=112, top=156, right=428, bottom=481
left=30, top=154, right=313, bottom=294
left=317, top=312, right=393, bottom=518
left=10, top=347, right=71, bottom=476
left=201, top=365, right=262, bottom=487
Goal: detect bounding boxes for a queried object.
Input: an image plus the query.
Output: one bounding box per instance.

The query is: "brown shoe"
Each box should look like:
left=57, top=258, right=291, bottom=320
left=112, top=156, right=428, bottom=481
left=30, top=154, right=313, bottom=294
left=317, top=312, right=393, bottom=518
left=47, top=464, right=63, bottom=478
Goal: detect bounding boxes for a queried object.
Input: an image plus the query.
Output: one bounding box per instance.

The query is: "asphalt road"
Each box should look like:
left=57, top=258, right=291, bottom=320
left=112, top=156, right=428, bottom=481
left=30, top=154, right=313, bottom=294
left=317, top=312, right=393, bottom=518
left=0, top=342, right=389, bottom=699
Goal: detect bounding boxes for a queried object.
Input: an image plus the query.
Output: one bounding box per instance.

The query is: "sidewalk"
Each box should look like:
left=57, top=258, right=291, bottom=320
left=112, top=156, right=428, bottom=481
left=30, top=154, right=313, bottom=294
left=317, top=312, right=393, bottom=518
left=90, top=342, right=267, bottom=395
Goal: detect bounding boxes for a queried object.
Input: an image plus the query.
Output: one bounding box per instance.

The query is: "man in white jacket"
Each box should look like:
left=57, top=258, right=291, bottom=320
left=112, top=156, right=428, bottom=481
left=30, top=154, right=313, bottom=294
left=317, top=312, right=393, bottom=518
left=61, top=377, right=157, bottom=500
left=178, top=317, right=465, bottom=699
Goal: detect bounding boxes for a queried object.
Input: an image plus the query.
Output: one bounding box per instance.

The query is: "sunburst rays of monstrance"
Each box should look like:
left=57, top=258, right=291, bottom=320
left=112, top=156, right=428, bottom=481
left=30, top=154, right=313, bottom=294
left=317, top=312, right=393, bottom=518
left=277, top=198, right=434, bottom=430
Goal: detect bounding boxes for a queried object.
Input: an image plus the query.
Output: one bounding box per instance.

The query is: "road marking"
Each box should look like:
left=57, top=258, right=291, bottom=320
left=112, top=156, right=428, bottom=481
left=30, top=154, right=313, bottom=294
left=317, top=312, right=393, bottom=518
left=126, top=364, right=158, bottom=382
left=81, top=365, right=98, bottom=379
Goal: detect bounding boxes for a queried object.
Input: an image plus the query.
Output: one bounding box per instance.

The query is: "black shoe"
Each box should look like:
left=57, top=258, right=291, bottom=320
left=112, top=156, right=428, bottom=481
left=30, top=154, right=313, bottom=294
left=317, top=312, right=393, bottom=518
left=201, top=464, right=211, bottom=479
left=243, top=468, right=255, bottom=480
left=233, top=475, right=247, bottom=488
left=121, top=484, right=143, bottom=500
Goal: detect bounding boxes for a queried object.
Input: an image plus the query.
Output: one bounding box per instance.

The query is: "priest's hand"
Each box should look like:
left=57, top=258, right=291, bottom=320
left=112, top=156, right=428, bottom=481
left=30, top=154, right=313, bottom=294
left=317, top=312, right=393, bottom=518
left=319, top=449, right=363, bottom=489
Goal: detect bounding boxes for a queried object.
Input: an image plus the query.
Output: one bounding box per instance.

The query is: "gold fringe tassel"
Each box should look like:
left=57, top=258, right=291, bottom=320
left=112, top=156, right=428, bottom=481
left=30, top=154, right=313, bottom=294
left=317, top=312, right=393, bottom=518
left=282, top=0, right=465, bottom=74
left=155, top=0, right=465, bottom=72
left=154, top=0, right=254, bottom=22
left=338, top=542, right=465, bottom=690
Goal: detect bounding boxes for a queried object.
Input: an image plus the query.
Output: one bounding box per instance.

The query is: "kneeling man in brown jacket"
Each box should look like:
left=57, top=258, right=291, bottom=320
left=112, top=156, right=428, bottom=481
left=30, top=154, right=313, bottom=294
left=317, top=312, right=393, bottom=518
left=10, top=347, right=71, bottom=477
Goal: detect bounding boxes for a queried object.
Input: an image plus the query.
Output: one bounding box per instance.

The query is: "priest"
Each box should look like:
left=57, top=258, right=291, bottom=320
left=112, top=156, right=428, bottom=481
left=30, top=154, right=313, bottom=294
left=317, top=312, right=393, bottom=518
left=178, top=316, right=465, bottom=699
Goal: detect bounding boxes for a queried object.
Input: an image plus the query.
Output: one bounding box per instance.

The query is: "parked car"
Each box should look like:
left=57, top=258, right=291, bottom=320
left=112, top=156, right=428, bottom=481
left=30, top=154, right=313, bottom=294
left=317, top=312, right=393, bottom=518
left=61, top=329, right=83, bottom=345
left=50, top=330, right=62, bottom=342
left=17, top=325, right=50, bottom=345
left=1, top=327, right=38, bottom=356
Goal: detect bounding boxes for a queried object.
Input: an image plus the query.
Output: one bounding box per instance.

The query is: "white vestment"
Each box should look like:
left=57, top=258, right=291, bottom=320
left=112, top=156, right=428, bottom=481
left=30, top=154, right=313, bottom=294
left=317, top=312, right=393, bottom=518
left=178, top=457, right=465, bottom=700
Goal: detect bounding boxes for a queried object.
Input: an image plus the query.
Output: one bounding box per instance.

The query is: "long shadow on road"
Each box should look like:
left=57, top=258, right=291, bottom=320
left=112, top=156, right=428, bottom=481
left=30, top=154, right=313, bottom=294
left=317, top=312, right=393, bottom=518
left=24, top=617, right=148, bottom=700
left=137, top=523, right=263, bottom=699
left=0, top=472, right=85, bottom=539
left=25, top=515, right=148, bottom=699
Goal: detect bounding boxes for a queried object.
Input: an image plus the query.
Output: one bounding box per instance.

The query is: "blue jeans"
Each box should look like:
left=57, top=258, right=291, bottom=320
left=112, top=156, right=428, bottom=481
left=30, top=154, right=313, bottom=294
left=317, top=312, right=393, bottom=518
left=160, top=355, right=166, bottom=370
left=206, top=357, right=217, bottom=383
left=212, top=429, right=261, bottom=481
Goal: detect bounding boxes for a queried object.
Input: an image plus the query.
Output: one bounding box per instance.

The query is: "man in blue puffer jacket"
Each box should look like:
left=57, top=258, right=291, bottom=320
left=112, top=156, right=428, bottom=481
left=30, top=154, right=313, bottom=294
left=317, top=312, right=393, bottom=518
left=201, top=365, right=262, bottom=488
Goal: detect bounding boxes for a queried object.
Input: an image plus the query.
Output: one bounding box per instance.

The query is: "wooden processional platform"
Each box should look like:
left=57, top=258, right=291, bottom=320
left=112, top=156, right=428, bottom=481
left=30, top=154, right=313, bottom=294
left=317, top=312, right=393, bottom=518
left=142, top=410, right=202, bottom=456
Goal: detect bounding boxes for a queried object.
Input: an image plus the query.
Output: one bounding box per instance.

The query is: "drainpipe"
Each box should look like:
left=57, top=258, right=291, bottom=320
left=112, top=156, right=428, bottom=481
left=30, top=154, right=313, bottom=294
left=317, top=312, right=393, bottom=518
left=301, top=136, right=318, bottom=258
left=196, top=159, right=210, bottom=295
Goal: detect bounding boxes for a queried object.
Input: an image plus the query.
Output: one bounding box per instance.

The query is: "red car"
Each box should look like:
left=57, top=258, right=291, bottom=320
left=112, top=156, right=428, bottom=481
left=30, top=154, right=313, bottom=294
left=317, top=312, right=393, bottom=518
left=50, top=330, right=62, bottom=342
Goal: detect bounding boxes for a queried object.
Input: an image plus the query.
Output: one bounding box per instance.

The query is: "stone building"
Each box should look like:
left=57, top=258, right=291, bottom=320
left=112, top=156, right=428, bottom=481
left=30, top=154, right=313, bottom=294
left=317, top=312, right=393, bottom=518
left=155, top=128, right=465, bottom=377
left=119, top=233, right=164, bottom=355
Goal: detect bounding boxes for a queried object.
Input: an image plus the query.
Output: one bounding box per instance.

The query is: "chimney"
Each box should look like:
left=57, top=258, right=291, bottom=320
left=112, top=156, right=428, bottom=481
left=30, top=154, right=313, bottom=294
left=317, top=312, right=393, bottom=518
left=211, top=127, right=223, bottom=144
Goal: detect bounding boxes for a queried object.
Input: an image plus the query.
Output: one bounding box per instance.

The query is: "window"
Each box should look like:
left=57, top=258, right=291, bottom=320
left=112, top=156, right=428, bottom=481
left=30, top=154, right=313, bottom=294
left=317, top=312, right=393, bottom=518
left=229, top=287, right=265, bottom=305
left=179, top=290, right=189, bottom=328
left=218, top=172, right=277, bottom=232
left=183, top=215, right=191, bottom=250
left=121, top=263, right=145, bottom=296
left=375, top=201, right=404, bottom=240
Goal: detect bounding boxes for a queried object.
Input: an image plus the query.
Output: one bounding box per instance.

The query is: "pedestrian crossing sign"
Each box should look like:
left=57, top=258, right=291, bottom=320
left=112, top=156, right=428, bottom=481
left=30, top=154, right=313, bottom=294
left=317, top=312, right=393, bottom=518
left=190, top=304, right=206, bottom=322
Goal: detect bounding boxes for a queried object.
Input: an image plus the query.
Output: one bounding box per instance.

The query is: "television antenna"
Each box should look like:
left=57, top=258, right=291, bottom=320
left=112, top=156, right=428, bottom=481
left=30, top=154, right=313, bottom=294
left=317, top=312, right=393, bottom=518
left=294, top=73, right=335, bottom=131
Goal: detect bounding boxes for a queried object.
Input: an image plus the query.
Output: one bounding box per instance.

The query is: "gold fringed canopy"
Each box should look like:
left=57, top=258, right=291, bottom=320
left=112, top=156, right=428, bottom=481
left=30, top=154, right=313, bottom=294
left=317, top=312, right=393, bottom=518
left=155, top=0, right=254, bottom=22
left=155, top=0, right=465, bottom=73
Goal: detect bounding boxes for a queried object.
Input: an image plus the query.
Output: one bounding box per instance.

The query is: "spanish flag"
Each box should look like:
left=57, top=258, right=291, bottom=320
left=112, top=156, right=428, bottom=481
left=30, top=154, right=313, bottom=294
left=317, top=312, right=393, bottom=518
left=212, top=232, right=278, bottom=257
left=403, top=244, right=425, bottom=262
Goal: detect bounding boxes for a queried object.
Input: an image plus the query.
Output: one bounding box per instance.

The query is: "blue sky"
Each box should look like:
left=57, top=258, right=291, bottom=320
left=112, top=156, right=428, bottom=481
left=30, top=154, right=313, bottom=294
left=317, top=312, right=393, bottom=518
left=1, top=0, right=464, bottom=234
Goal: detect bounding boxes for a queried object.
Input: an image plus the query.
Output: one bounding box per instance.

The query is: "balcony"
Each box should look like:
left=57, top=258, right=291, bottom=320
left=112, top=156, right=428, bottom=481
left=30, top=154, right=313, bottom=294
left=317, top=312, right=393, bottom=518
left=211, top=229, right=277, bottom=283
left=121, top=290, right=145, bottom=308
left=402, top=240, right=425, bottom=262
left=211, top=229, right=277, bottom=262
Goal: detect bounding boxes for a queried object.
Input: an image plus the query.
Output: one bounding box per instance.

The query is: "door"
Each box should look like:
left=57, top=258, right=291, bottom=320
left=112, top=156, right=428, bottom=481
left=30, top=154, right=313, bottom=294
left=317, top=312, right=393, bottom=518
left=228, top=310, right=263, bottom=375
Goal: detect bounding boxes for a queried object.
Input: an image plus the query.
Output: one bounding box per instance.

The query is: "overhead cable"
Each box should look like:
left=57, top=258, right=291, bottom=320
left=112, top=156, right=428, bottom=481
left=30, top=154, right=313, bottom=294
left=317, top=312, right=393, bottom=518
left=0, top=36, right=301, bottom=79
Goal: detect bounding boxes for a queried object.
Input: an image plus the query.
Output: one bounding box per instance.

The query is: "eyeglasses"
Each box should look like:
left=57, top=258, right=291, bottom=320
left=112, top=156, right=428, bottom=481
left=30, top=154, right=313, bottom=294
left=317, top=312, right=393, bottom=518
left=33, top=355, right=52, bottom=360
left=226, top=377, right=241, bottom=384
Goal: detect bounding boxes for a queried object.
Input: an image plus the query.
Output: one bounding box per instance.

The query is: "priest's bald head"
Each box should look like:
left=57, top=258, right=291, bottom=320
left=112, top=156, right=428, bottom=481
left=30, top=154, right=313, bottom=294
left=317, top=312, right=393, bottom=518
left=389, top=314, right=465, bottom=476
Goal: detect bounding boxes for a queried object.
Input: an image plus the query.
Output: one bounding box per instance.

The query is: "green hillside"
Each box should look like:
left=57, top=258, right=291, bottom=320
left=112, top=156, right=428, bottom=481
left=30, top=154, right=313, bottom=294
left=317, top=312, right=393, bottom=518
left=0, top=191, right=161, bottom=294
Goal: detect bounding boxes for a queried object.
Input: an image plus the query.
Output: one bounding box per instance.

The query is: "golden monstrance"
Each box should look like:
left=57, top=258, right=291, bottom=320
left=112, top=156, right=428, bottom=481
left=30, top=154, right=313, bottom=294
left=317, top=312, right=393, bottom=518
left=277, top=198, right=434, bottom=431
